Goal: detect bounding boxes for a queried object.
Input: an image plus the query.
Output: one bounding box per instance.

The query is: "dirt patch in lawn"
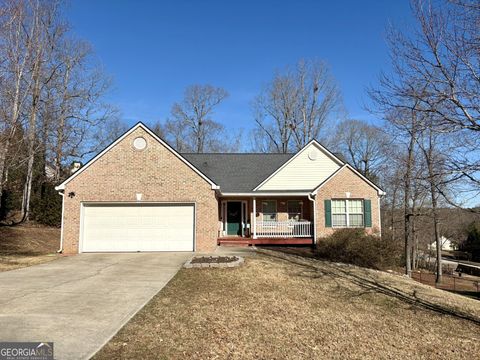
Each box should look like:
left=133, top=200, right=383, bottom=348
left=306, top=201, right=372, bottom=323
left=0, top=224, right=60, bottom=272
left=94, top=252, right=480, bottom=360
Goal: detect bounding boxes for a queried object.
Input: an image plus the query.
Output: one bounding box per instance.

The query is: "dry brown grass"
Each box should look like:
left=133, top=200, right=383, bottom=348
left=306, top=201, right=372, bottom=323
left=94, top=250, right=480, bottom=360
left=0, top=224, right=60, bottom=272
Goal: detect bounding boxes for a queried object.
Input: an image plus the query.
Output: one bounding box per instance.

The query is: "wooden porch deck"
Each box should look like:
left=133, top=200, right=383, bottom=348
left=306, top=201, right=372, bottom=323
left=218, top=237, right=314, bottom=247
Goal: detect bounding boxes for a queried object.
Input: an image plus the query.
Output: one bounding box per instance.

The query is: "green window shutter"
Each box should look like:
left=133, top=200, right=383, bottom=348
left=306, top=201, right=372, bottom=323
left=324, top=200, right=332, bottom=228
left=364, top=199, right=372, bottom=227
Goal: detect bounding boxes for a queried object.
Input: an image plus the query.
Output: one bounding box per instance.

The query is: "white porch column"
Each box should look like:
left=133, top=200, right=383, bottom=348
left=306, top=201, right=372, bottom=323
left=312, top=197, right=317, bottom=244
left=253, top=197, right=257, bottom=239
left=308, top=194, right=316, bottom=244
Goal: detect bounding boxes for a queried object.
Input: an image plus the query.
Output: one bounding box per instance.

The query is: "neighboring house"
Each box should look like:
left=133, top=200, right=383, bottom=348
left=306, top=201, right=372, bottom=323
left=429, top=236, right=457, bottom=251
left=55, top=122, right=385, bottom=254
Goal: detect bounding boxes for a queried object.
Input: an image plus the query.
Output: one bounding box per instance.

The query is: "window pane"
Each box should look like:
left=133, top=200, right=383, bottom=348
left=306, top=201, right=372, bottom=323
left=349, top=214, right=364, bottom=227
left=262, top=201, right=277, bottom=222
left=332, top=214, right=347, bottom=227
left=348, top=200, right=363, bottom=214
left=262, top=200, right=276, bottom=214
left=332, top=200, right=346, bottom=213
left=288, top=201, right=302, bottom=221
left=287, top=201, right=301, bottom=213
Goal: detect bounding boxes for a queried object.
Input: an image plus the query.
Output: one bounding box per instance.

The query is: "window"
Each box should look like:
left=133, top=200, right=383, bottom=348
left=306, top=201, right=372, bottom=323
left=331, top=200, right=347, bottom=227
left=331, top=199, right=364, bottom=228
left=262, top=200, right=277, bottom=222
left=348, top=200, right=364, bottom=227
left=287, top=200, right=303, bottom=221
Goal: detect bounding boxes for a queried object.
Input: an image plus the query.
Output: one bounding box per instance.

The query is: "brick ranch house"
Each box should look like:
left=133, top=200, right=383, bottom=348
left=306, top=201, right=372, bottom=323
left=55, top=122, right=385, bottom=254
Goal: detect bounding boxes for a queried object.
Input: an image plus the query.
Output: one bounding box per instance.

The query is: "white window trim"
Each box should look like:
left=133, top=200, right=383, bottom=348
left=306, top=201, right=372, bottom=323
left=332, top=199, right=364, bottom=228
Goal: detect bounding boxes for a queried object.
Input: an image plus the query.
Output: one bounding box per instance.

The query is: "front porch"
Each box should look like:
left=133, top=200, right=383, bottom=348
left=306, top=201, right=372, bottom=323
left=218, top=195, right=315, bottom=246
left=218, top=236, right=313, bottom=246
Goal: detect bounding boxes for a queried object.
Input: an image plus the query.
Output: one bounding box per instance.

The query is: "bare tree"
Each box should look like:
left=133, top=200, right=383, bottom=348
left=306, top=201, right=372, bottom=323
left=333, top=119, right=388, bottom=181
left=0, top=0, right=36, bottom=209
left=149, top=120, right=165, bottom=139
left=0, top=0, right=117, bottom=222
left=252, top=59, right=341, bottom=153
left=165, top=84, right=239, bottom=153
left=413, top=114, right=454, bottom=282
left=47, top=38, right=116, bottom=182
left=393, top=108, right=421, bottom=278
left=21, top=0, right=66, bottom=221
left=373, top=0, right=480, bottom=206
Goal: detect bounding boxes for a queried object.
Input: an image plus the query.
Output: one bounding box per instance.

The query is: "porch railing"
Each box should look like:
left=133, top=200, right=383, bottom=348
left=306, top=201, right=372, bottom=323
left=255, top=221, right=312, bottom=238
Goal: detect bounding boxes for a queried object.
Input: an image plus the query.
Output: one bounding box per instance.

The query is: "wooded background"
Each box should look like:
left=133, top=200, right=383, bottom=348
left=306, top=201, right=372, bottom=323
left=0, top=0, right=479, bottom=281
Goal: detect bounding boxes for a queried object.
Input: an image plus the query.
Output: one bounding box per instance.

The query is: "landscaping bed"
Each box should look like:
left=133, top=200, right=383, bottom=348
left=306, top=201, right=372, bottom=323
left=191, top=256, right=238, bottom=264
left=185, top=255, right=243, bottom=268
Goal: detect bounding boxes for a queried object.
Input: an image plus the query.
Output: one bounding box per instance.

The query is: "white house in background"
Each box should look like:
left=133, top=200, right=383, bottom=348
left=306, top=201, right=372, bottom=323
left=429, top=236, right=457, bottom=251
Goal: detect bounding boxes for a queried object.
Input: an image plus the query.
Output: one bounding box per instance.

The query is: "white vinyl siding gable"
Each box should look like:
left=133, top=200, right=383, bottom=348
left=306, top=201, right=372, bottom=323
left=256, top=143, right=341, bottom=191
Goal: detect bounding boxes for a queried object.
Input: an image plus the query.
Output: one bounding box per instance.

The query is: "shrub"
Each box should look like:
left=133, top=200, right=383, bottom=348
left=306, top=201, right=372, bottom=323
left=316, top=228, right=402, bottom=270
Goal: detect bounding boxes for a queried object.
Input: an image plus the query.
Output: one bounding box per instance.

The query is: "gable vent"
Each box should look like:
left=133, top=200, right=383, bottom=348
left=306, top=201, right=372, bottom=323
left=308, top=149, right=318, bottom=161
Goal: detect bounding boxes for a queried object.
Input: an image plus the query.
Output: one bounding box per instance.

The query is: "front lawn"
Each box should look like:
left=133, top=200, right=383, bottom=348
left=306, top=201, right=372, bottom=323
left=94, top=250, right=480, bottom=360
left=0, top=224, right=60, bottom=272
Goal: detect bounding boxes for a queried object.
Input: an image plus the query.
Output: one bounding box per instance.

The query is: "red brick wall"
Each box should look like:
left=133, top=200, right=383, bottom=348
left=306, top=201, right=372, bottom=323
left=61, top=127, right=218, bottom=254
left=315, top=166, right=381, bottom=239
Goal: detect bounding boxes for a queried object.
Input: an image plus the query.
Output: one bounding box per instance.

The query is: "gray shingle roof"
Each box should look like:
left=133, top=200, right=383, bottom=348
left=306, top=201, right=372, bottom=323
left=181, top=153, right=294, bottom=192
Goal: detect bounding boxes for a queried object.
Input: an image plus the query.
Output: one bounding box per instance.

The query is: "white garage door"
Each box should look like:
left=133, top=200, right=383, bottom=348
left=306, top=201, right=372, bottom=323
left=81, top=203, right=194, bottom=252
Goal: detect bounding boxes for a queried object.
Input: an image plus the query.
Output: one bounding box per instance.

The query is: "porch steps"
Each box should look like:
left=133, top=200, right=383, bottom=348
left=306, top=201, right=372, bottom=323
left=218, top=237, right=313, bottom=246
left=217, top=238, right=251, bottom=247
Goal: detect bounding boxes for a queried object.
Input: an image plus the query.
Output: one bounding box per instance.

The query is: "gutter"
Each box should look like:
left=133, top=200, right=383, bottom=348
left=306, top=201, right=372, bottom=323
left=57, top=191, right=65, bottom=253
left=220, top=192, right=311, bottom=197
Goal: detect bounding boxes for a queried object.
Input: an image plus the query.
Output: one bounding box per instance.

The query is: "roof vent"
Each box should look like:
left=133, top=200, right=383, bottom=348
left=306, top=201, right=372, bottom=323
left=308, top=149, right=318, bottom=161
left=133, top=137, right=147, bottom=150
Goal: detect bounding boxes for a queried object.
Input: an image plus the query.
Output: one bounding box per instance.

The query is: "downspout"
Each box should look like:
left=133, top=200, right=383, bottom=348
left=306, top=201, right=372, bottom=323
left=308, top=193, right=316, bottom=246
left=57, top=191, right=65, bottom=253
left=378, top=190, right=386, bottom=236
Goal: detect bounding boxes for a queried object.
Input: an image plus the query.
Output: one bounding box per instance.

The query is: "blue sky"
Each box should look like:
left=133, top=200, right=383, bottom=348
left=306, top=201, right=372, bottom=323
left=67, top=0, right=413, bottom=133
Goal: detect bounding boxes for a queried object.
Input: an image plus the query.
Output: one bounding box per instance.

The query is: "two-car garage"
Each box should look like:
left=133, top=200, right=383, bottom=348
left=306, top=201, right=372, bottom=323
left=80, top=203, right=195, bottom=252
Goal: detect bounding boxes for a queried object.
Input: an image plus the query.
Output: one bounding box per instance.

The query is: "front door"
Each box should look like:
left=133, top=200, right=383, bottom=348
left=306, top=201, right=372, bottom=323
left=227, top=201, right=242, bottom=236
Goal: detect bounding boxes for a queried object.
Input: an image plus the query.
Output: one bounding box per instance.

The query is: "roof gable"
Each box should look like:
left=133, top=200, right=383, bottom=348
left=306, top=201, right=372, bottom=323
left=313, top=164, right=385, bottom=196
left=55, top=122, right=218, bottom=190
left=254, top=140, right=344, bottom=191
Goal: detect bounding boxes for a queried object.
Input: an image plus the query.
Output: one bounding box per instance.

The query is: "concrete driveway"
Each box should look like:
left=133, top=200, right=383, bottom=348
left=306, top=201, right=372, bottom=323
left=0, top=253, right=192, bottom=359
